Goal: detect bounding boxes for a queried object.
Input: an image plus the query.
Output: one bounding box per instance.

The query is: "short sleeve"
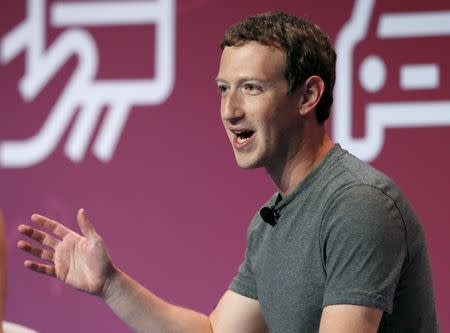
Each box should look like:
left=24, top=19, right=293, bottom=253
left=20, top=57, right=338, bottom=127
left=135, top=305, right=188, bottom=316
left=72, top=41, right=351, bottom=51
left=229, top=246, right=258, bottom=299
left=320, top=185, right=407, bottom=313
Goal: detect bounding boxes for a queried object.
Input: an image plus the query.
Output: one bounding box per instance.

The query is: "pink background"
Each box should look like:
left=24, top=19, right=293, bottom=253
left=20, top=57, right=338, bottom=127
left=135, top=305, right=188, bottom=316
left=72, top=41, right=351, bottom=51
left=1, top=0, right=449, bottom=332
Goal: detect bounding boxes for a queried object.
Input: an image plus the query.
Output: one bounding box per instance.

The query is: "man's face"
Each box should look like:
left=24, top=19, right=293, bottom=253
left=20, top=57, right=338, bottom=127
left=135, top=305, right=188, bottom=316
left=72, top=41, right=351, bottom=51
left=216, top=41, right=303, bottom=170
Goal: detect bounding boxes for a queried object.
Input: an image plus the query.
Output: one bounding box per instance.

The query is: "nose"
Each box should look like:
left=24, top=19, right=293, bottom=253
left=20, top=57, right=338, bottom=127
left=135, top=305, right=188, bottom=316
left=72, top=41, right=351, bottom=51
left=221, top=89, right=244, bottom=124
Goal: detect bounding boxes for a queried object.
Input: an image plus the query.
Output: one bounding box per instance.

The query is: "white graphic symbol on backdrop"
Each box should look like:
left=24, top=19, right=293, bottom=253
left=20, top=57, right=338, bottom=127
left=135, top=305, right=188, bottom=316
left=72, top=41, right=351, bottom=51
left=333, top=0, right=450, bottom=162
left=0, top=0, right=175, bottom=168
left=3, top=321, right=39, bottom=333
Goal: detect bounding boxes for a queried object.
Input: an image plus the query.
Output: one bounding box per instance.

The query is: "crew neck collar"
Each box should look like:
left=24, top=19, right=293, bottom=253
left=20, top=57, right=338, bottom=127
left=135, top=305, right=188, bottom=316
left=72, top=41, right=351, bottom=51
left=271, top=144, right=345, bottom=210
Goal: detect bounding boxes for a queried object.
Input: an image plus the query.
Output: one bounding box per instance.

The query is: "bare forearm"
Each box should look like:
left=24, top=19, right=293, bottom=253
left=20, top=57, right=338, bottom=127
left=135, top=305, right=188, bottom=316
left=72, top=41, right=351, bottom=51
left=102, top=268, right=213, bottom=333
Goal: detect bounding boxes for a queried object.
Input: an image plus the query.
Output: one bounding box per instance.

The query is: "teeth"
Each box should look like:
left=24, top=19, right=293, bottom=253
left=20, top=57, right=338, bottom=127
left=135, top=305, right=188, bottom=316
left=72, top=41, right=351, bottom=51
left=232, top=129, right=254, bottom=145
left=237, top=136, right=249, bottom=144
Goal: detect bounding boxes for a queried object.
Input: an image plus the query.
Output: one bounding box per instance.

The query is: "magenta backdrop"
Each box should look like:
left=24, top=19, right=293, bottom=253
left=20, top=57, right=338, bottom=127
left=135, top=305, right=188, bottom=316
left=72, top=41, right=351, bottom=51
left=1, top=0, right=449, bottom=332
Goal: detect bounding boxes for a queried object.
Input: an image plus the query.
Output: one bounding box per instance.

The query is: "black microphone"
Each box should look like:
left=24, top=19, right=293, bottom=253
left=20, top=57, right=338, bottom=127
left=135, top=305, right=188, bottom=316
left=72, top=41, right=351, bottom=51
left=260, top=206, right=278, bottom=226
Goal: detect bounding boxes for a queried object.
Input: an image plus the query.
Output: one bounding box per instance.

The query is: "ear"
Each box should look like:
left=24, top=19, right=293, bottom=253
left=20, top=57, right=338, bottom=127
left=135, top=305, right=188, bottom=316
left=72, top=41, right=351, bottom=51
left=298, top=76, right=325, bottom=116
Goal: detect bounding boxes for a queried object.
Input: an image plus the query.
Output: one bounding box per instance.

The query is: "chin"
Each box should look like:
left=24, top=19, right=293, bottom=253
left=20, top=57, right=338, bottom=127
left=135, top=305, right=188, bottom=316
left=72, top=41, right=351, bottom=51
left=234, top=155, right=263, bottom=169
left=237, top=163, right=259, bottom=170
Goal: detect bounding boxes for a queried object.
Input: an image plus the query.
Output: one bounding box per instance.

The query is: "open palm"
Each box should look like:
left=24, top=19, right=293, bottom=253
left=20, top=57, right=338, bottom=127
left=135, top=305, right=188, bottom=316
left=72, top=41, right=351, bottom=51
left=18, top=209, right=114, bottom=296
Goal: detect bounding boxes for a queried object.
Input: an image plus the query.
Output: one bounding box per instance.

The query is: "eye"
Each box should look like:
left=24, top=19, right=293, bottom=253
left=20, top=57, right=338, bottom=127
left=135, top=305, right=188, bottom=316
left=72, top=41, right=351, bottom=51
left=243, top=83, right=262, bottom=95
left=217, top=84, right=228, bottom=95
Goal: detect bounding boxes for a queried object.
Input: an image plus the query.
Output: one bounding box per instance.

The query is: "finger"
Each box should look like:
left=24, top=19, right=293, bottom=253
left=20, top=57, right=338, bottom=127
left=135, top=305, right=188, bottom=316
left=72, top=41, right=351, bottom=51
left=18, top=224, right=60, bottom=249
left=77, top=208, right=98, bottom=240
left=24, top=260, right=56, bottom=277
left=18, top=240, right=55, bottom=262
left=31, top=214, right=72, bottom=238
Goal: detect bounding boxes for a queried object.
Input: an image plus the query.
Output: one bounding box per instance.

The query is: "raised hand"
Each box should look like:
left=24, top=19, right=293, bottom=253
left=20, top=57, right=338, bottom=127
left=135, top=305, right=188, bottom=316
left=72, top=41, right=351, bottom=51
left=17, top=209, right=115, bottom=296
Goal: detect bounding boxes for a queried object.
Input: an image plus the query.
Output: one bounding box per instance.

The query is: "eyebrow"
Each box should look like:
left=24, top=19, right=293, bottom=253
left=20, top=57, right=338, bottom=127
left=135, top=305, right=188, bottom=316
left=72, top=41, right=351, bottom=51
left=215, top=76, right=266, bottom=85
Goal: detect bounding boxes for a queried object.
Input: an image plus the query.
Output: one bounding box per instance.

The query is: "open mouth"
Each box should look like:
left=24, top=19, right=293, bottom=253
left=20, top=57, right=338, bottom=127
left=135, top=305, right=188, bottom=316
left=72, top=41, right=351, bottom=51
left=233, top=130, right=255, bottom=145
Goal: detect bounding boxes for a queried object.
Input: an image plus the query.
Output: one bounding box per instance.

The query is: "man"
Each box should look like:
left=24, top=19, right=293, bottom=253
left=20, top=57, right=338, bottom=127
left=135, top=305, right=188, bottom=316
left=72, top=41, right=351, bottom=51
left=17, top=12, right=438, bottom=333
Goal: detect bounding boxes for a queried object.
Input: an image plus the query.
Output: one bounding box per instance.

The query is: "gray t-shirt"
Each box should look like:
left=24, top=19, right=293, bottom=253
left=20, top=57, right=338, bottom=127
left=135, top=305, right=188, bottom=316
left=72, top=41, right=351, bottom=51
left=229, top=145, right=438, bottom=332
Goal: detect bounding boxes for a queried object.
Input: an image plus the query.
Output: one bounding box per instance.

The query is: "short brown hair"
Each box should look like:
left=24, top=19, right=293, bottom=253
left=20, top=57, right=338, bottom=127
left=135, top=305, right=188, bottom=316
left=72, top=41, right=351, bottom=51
left=220, top=12, right=336, bottom=124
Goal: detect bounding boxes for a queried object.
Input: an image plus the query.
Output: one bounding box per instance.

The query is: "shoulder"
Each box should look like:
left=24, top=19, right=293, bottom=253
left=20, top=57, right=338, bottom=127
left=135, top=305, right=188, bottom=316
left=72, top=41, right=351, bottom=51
left=320, top=184, right=406, bottom=240
left=318, top=147, right=425, bottom=259
left=318, top=147, right=408, bottom=218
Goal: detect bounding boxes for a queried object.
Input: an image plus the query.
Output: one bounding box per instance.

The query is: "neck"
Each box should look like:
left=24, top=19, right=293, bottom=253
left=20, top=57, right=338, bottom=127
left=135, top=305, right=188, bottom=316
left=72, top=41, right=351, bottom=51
left=266, top=124, right=334, bottom=198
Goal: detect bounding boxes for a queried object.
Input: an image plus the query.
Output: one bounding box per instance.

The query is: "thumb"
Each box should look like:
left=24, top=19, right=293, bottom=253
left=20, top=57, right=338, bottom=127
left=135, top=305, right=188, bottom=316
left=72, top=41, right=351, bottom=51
left=77, top=208, right=98, bottom=239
